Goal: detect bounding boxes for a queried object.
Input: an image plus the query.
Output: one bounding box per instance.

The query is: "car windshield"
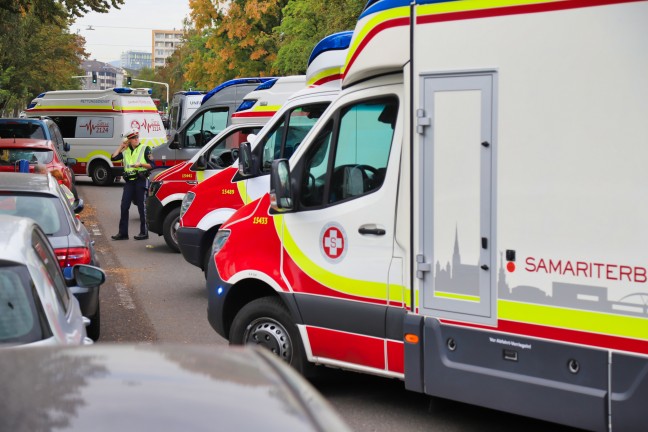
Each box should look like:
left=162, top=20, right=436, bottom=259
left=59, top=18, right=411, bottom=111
left=0, top=122, right=46, bottom=140
left=0, top=263, right=45, bottom=345
left=0, top=194, right=67, bottom=236
left=0, top=148, right=54, bottom=165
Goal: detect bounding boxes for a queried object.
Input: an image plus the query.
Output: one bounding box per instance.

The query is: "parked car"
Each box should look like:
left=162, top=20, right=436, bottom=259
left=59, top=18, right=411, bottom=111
left=0, top=123, right=78, bottom=199
left=0, top=344, right=351, bottom=432
left=0, top=215, right=104, bottom=347
left=0, top=173, right=101, bottom=340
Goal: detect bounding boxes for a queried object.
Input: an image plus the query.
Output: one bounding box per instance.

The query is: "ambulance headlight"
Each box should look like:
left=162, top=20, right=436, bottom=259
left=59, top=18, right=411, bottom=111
left=212, top=230, right=231, bottom=256
left=180, top=191, right=195, bottom=217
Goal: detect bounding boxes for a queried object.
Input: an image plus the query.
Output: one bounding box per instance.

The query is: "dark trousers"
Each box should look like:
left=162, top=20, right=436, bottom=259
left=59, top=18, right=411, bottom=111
left=118, top=177, right=148, bottom=236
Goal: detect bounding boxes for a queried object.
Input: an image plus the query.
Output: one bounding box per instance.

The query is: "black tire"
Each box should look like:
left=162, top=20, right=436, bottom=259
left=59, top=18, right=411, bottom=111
left=230, top=297, right=311, bottom=375
left=203, top=246, right=212, bottom=280
left=90, top=161, right=114, bottom=186
left=162, top=207, right=181, bottom=252
left=86, top=302, right=100, bottom=341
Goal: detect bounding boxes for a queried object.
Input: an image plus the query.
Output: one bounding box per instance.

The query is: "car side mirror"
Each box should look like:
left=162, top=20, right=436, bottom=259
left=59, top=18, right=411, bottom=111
left=64, top=142, right=71, bottom=152
left=194, top=154, right=207, bottom=171
left=73, top=198, right=85, bottom=214
left=270, top=159, right=293, bottom=212
left=238, top=142, right=253, bottom=177
left=66, top=158, right=77, bottom=166
left=64, top=264, right=106, bottom=288
left=169, top=132, right=180, bottom=150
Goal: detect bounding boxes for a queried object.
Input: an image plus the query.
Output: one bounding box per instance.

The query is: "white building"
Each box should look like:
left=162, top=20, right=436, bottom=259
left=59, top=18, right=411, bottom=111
left=81, top=60, right=124, bottom=90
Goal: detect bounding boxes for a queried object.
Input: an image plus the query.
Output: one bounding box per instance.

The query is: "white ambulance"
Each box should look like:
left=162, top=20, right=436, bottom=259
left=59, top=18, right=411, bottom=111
left=208, top=1, right=648, bottom=431
left=26, top=88, right=167, bottom=185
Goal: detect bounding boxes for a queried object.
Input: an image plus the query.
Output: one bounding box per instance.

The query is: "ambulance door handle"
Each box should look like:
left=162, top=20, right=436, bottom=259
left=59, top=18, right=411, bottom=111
left=358, top=225, right=385, bottom=236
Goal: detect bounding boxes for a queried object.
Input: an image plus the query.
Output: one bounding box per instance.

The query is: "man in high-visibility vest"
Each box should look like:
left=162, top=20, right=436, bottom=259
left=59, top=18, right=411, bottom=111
left=110, top=129, right=155, bottom=240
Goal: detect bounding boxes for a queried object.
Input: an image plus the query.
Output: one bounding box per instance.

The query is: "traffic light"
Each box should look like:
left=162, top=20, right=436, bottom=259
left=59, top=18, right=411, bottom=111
left=126, top=76, right=132, bottom=86
left=91, top=71, right=97, bottom=84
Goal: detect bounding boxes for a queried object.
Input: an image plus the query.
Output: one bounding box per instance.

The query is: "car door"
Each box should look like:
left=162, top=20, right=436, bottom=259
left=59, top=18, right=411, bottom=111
left=279, top=91, right=402, bottom=371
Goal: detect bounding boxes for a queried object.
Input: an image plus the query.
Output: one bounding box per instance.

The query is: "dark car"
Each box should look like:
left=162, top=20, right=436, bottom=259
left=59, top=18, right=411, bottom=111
left=0, top=173, right=101, bottom=340
left=0, top=344, right=352, bottom=432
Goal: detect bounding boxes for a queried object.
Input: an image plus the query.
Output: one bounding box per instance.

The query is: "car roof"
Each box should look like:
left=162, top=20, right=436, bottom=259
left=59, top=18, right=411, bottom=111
left=0, top=139, right=53, bottom=149
left=0, top=344, right=351, bottom=432
left=0, top=172, right=58, bottom=194
left=0, top=215, right=36, bottom=262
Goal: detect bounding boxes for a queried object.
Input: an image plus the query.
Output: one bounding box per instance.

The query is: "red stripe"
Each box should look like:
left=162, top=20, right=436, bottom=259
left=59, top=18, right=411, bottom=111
left=231, top=111, right=276, bottom=118
left=417, top=0, right=645, bottom=24
left=344, top=16, right=411, bottom=80
left=387, top=340, right=404, bottom=373
left=306, top=326, right=386, bottom=369
left=312, top=74, right=342, bottom=86
left=440, top=318, right=648, bottom=356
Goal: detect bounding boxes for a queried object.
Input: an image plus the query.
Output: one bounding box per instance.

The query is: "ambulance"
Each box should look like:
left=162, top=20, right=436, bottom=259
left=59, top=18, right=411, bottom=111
left=167, top=90, right=206, bottom=138
left=152, top=78, right=273, bottom=171
left=175, top=32, right=351, bottom=274
left=146, top=75, right=308, bottom=252
left=25, top=88, right=166, bottom=185
left=206, top=1, right=648, bottom=430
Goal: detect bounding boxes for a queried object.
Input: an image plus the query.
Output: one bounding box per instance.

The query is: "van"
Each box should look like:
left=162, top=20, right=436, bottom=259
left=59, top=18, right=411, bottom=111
left=207, top=2, right=648, bottom=430
left=167, top=90, right=206, bottom=139
left=230, top=76, right=307, bottom=125
left=25, top=87, right=166, bottom=185
left=152, top=78, right=274, bottom=171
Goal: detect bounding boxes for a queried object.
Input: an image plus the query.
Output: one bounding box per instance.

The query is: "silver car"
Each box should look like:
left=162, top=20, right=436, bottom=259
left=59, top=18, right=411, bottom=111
left=0, top=344, right=352, bottom=432
left=0, top=215, right=104, bottom=346
left=0, top=172, right=102, bottom=340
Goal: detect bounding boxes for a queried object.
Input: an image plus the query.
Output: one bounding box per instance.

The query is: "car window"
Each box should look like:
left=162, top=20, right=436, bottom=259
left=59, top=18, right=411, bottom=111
left=0, top=263, right=49, bottom=344
left=205, top=126, right=262, bottom=169
left=0, top=148, right=54, bottom=165
left=185, top=108, right=229, bottom=148
left=0, top=194, right=68, bottom=236
left=32, top=230, right=70, bottom=313
left=258, top=102, right=330, bottom=174
left=48, top=116, right=77, bottom=139
left=0, top=122, right=45, bottom=139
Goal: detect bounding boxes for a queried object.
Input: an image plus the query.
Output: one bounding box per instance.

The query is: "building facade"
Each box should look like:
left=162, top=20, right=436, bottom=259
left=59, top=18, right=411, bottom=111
left=81, top=60, right=124, bottom=90
left=121, top=51, right=152, bottom=70
left=152, top=30, right=183, bottom=68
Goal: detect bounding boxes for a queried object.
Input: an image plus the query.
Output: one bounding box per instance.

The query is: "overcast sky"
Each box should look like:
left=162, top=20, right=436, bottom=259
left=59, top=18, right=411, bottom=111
left=69, top=0, right=191, bottom=63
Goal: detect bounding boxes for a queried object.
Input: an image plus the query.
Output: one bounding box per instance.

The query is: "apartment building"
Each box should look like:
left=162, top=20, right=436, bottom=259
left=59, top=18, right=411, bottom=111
left=81, top=60, right=124, bottom=90
left=121, top=51, right=152, bottom=70
left=152, top=29, right=183, bottom=68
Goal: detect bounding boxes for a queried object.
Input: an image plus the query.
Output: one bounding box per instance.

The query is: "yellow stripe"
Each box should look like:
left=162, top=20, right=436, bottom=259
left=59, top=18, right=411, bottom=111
left=279, top=218, right=388, bottom=301
left=499, top=300, right=648, bottom=341
left=307, top=67, right=343, bottom=87
left=247, top=105, right=281, bottom=113
left=196, top=170, right=205, bottom=183
left=435, top=291, right=480, bottom=302
left=417, top=0, right=561, bottom=16
left=343, top=6, right=410, bottom=75
left=76, top=149, right=112, bottom=163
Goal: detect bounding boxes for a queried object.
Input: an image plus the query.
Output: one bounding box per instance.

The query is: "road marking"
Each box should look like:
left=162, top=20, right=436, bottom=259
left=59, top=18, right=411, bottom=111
left=115, top=282, right=136, bottom=310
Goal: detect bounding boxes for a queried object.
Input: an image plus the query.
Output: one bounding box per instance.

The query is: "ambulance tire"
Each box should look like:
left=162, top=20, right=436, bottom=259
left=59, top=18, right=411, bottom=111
left=90, top=161, right=114, bottom=186
left=86, top=303, right=100, bottom=341
left=162, top=207, right=181, bottom=253
left=230, top=297, right=313, bottom=376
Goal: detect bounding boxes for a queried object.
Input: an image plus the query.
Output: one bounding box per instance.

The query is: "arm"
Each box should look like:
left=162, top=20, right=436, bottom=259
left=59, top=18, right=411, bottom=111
left=111, top=140, right=128, bottom=161
left=134, top=146, right=155, bottom=170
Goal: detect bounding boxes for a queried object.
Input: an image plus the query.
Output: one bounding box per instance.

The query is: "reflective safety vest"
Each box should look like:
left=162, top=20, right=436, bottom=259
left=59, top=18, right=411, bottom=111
left=123, top=144, right=150, bottom=178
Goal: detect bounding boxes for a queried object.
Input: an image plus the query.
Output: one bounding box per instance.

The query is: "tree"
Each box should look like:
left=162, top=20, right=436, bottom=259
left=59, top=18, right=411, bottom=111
left=0, top=0, right=124, bottom=22
left=273, top=0, right=365, bottom=74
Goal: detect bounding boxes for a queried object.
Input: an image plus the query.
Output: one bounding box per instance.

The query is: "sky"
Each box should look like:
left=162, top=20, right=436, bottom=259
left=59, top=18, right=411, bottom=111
left=69, top=0, right=192, bottom=64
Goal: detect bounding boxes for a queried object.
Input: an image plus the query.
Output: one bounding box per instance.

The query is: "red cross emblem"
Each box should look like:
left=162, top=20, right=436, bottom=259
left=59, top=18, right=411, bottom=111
left=322, top=226, right=345, bottom=260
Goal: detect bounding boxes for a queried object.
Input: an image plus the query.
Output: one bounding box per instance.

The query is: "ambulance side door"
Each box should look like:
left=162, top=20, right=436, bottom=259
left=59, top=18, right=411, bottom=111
left=281, top=89, right=402, bottom=371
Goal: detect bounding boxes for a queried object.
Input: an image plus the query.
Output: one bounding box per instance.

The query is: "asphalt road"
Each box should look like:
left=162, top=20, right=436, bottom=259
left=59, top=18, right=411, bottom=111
left=77, top=178, right=580, bottom=432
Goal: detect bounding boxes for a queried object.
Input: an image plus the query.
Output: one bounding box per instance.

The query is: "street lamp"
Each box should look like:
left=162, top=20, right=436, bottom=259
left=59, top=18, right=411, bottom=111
left=130, top=78, right=169, bottom=113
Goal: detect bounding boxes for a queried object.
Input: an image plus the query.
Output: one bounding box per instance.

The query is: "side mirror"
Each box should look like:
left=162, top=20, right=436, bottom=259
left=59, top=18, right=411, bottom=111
left=64, top=264, right=106, bottom=288
left=169, top=132, right=180, bottom=150
left=73, top=198, right=85, bottom=214
left=270, top=159, right=293, bottom=212
left=194, top=154, right=207, bottom=171
left=63, top=142, right=71, bottom=152
left=66, top=158, right=77, bottom=166
left=238, top=142, right=253, bottom=177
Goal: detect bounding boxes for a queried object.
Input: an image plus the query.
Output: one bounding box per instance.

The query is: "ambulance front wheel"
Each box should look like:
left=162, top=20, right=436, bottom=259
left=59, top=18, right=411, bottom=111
left=90, top=161, right=114, bottom=186
left=162, top=207, right=181, bottom=253
left=230, top=297, right=311, bottom=375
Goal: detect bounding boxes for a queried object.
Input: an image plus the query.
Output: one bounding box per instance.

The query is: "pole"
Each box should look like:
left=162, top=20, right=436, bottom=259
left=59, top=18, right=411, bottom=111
left=131, top=78, right=169, bottom=113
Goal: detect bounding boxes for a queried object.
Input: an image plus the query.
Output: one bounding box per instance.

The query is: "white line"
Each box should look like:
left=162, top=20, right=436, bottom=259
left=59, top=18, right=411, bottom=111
left=115, top=282, right=136, bottom=310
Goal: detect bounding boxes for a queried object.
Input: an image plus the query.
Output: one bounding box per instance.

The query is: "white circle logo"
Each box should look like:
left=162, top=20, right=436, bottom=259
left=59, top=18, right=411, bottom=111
left=320, top=223, right=347, bottom=263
